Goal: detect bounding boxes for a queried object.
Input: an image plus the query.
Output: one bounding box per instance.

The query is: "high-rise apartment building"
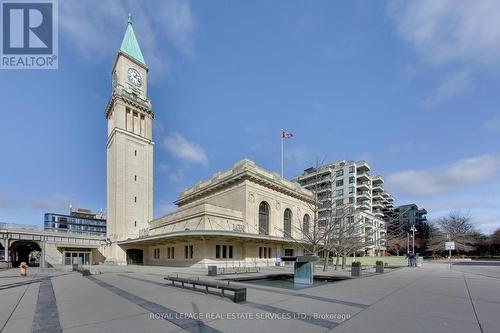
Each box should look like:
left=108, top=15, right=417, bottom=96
left=295, top=160, right=391, bottom=255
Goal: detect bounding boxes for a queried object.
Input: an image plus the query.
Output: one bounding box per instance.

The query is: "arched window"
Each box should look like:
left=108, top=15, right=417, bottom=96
left=303, top=214, right=310, bottom=235
left=283, top=208, right=292, bottom=238
left=259, top=202, right=270, bottom=235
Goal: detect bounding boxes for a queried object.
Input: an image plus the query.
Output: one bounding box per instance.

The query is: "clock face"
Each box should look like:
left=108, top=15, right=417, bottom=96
left=127, top=67, right=142, bottom=87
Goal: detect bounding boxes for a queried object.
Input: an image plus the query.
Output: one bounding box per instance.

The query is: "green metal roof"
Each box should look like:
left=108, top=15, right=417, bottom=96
left=119, top=14, right=146, bottom=67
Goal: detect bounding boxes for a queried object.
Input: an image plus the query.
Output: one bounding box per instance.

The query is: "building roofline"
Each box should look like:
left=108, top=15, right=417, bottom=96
left=175, top=159, right=314, bottom=206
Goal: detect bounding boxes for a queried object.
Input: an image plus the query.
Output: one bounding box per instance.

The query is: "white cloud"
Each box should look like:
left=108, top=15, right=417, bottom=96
left=163, top=133, right=208, bottom=165
left=481, top=119, right=500, bottom=133
left=158, top=163, right=169, bottom=172
left=30, top=194, right=73, bottom=211
left=388, top=0, right=500, bottom=66
left=386, top=155, right=500, bottom=196
left=423, top=69, right=471, bottom=107
left=159, top=202, right=177, bottom=215
left=59, top=0, right=195, bottom=76
left=473, top=212, right=500, bottom=234
left=387, top=0, right=500, bottom=105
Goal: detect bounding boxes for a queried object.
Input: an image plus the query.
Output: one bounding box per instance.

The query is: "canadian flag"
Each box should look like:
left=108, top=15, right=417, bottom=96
left=281, top=129, right=293, bottom=138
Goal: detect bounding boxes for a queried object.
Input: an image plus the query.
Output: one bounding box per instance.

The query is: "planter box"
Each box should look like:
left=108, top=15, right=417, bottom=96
left=376, top=265, right=384, bottom=273
left=351, top=266, right=361, bottom=277
left=207, top=265, right=217, bottom=276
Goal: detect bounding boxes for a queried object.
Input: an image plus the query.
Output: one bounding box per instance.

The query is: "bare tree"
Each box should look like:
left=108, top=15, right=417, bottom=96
left=322, top=205, right=368, bottom=270
left=436, top=212, right=479, bottom=252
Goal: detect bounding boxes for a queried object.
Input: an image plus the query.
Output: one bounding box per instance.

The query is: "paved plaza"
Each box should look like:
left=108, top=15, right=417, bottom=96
left=0, top=261, right=499, bottom=333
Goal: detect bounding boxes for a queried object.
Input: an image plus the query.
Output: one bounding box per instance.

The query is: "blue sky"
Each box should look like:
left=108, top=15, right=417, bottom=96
left=1, top=0, right=500, bottom=233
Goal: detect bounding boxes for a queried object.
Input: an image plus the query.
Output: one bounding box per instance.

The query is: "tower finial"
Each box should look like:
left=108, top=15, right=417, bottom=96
left=128, top=13, right=132, bottom=25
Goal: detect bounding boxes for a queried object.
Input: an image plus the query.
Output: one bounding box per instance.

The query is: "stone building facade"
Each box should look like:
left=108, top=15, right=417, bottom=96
left=118, top=159, right=315, bottom=267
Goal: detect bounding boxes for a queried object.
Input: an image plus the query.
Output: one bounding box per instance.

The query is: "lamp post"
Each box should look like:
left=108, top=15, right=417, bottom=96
left=406, top=232, right=409, bottom=254
left=411, top=225, right=416, bottom=255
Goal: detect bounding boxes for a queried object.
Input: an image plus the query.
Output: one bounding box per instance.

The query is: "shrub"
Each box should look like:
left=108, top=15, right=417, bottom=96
left=351, top=261, right=361, bottom=267
left=375, top=260, right=384, bottom=266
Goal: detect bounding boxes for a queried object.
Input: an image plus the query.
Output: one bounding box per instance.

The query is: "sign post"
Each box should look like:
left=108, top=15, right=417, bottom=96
left=445, top=239, right=455, bottom=269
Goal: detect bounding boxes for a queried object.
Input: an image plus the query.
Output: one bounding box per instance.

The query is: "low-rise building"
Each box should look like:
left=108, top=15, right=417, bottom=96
left=116, top=159, right=315, bottom=267
left=44, top=207, right=107, bottom=236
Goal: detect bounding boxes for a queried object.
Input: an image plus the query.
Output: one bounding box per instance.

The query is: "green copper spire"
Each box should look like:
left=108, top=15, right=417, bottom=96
left=119, top=13, right=147, bottom=67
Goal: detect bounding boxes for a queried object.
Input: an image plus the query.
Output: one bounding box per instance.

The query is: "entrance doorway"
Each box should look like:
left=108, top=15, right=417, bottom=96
left=126, top=249, right=143, bottom=265
left=64, top=251, right=91, bottom=265
left=10, top=241, right=42, bottom=267
left=0, top=242, right=5, bottom=261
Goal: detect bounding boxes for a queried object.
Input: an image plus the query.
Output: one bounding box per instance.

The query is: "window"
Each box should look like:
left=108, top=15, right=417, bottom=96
left=140, top=115, right=145, bottom=136
left=349, top=186, right=355, bottom=194
left=336, top=199, right=344, bottom=206
left=133, top=112, right=139, bottom=134
left=168, top=247, right=171, bottom=259
left=283, top=208, right=292, bottom=238
left=259, top=246, right=272, bottom=258
left=336, top=189, right=344, bottom=197
left=185, top=245, right=188, bottom=259
left=134, top=221, right=137, bottom=227
left=349, top=197, right=355, bottom=204
left=190, top=245, right=194, bottom=259
left=349, top=176, right=355, bottom=184
left=134, top=150, right=137, bottom=156
left=284, top=248, right=294, bottom=257
left=216, top=245, right=233, bottom=259
left=134, top=175, right=137, bottom=181
left=303, top=214, right=310, bottom=235
left=134, top=196, right=137, bottom=203
left=349, top=166, right=355, bottom=173
left=336, top=169, right=344, bottom=177
left=126, top=108, right=132, bottom=131
left=153, top=248, right=160, bottom=259
left=258, top=202, right=270, bottom=235
left=336, top=179, right=344, bottom=187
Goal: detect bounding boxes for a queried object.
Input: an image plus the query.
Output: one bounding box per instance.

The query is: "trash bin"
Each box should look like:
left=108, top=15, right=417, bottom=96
left=208, top=265, right=217, bottom=276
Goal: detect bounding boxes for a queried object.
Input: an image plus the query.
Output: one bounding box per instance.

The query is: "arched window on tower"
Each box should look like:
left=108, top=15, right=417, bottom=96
left=258, top=202, right=270, bottom=235
left=303, top=214, right=310, bottom=236
left=283, top=208, right=292, bottom=238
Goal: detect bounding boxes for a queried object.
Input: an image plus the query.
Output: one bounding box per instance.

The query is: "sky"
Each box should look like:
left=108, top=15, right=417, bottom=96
left=1, top=0, right=500, bottom=234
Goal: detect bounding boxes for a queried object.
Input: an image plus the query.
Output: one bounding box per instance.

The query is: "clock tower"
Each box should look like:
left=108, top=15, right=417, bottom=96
left=105, top=14, right=153, bottom=264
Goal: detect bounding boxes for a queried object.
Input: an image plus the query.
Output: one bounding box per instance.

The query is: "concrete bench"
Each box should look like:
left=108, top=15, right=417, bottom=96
left=164, top=276, right=247, bottom=303
left=217, top=267, right=259, bottom=275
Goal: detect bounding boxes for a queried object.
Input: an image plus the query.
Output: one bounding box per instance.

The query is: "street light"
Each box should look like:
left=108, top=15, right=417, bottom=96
left=411, top=225, right=417, bottom=254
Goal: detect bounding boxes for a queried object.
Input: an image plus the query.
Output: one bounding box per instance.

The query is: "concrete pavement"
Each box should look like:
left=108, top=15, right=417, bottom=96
left=0, top=261, right=498, bottom=333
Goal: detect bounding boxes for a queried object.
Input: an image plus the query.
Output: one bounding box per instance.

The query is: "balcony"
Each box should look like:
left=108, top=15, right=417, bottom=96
left=356, top=201, right=371, bottom=211
left=372, top=185, right=384, bottom=193
left=356, top=161, right=371, bottom=172
left=356, top=181, right=370, bottom=191
left=357, top=172, right=370, bottom=181
left=357, top=191, right=371, bottom=200
left=372, top=201, right=384, bottom=209
left=372, top=175, right=384, bottom=185
left=373, top=210, right=384, bottom=218
left=372, top=193, right=384, bottom=201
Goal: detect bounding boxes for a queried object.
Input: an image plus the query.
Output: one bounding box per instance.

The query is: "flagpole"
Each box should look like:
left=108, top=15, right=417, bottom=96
left=281, top=129, right=284, bottom=178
